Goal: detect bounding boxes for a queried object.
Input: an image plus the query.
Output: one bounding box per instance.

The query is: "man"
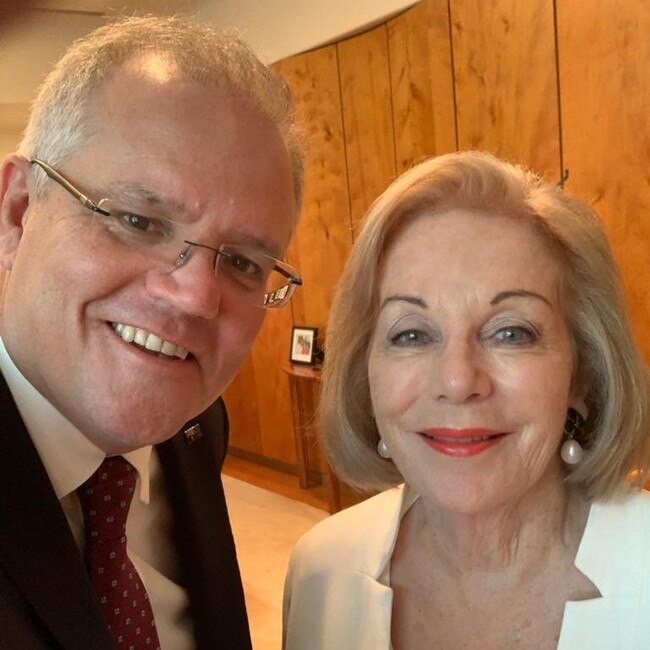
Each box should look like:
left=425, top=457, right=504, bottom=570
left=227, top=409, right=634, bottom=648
left=0, top=15, right=303, bottom=650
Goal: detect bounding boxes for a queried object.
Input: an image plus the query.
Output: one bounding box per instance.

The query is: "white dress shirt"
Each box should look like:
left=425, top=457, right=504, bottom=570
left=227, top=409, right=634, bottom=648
left=0, top=337, right=195, bottom=649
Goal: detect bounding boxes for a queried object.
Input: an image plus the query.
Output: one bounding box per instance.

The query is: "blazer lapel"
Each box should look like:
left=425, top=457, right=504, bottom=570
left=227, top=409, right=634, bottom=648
left=284, top=571, right=393, bottom=650
left=558, top=493, right=650, bottom=648
left=157, top=398, right=252, bottom=650
left=0, top=374, right=113, bottom=650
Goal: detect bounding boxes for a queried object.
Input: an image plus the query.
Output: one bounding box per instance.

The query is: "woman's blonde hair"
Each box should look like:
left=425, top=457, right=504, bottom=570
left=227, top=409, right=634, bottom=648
left=321, top=151, right=649, bottom=500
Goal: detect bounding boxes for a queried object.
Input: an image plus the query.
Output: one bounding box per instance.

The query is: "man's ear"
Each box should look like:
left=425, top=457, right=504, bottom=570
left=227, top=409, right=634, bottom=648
left=0, top=154, right=32, bottom=270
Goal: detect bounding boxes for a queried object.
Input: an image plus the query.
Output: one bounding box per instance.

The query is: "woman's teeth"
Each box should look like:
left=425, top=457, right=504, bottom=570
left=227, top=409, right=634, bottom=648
left=423, top=433, right=500, bottom=443
left=437, top=435, right=493, bottom=442
left=112, top=323, right=189, bottom=360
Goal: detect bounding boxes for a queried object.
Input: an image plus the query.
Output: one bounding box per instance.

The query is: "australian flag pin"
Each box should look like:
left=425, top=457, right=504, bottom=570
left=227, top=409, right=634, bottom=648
left=184, top=423, right=203, bottom=445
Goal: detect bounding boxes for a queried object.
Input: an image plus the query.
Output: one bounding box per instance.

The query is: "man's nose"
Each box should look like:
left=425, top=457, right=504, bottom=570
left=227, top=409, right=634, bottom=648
left=144, top=247, right=222, bottom=320
left=433, top=339, right=492, bottom=403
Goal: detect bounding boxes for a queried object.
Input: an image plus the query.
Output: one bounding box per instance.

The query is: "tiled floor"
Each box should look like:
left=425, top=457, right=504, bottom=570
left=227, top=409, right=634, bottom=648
left=223, top=475, right=328, bottom=650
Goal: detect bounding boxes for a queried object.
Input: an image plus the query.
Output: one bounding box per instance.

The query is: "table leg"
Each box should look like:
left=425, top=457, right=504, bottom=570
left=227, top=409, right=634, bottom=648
left=325, top=464, right=342, bottom=514
left=288, top=375, right=310, bottom=489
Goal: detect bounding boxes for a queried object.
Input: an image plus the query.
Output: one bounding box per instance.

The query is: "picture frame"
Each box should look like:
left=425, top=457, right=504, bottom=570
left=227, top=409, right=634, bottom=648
left=290, top=326, right=318, bottom=365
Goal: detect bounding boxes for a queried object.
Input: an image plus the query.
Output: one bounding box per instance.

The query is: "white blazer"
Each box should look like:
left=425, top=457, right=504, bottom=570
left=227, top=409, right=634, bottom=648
left=283, top=485, right=650, bottom=649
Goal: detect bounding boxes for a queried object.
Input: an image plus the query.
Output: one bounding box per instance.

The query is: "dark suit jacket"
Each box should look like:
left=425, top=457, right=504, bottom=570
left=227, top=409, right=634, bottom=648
left=0, top=372, right=252, bottom=649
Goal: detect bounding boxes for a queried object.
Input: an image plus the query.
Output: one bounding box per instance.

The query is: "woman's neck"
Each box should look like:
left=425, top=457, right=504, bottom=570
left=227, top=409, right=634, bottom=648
left=408, top=467, right=590, bottom=578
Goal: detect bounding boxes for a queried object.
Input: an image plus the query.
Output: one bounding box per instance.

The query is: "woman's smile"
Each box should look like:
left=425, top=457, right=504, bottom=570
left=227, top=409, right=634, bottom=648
left=418, top=427, right=511, bottom=457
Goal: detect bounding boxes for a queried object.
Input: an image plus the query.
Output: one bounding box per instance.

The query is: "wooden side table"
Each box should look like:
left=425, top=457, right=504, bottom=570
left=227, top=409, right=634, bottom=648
left=282, top=364, right=341, bottom=513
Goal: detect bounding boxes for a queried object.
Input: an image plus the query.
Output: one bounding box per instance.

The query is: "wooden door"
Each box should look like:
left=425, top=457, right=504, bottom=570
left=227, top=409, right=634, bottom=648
left=451, top=0, right=561, bottom=178
left=558, top=0, right=650, bottom=359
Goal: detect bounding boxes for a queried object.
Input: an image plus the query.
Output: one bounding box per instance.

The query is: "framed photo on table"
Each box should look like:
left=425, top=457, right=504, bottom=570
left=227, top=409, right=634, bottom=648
left=290, top=326, right=318, bottom=365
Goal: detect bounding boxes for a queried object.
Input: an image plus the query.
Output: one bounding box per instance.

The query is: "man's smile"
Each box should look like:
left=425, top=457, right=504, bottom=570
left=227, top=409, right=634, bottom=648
left=111, top=322, right=189, bottom=360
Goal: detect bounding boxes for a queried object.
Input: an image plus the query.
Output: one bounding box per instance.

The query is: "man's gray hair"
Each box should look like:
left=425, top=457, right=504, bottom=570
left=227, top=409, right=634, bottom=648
left=19, top=14, right=305, bottom=208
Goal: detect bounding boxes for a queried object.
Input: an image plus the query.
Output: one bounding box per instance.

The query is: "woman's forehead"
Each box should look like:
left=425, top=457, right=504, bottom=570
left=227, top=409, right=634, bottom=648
left=376, top=208, right=566, bottom=302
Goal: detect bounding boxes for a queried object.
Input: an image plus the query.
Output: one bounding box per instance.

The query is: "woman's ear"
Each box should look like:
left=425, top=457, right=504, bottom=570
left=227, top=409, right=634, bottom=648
left=0, top=155, right=32, bottom=270
left=569, top=390, right=588, bottom=421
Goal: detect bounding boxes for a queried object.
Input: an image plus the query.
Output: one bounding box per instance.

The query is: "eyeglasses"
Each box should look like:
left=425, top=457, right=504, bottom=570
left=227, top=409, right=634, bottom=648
left=30, top=159, right=302, bottom=308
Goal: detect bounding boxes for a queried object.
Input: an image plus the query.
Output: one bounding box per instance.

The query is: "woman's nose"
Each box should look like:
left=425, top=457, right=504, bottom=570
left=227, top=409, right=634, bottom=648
left=433, top=339, right=492, bottom=403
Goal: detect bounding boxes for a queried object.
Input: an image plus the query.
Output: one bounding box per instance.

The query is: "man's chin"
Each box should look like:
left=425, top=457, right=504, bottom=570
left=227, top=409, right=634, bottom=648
left=87, top=414, right=194, bottom=454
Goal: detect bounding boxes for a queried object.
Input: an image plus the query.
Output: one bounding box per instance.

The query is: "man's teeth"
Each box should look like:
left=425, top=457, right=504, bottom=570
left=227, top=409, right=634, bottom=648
left=112, top=323, right=188, bottom=360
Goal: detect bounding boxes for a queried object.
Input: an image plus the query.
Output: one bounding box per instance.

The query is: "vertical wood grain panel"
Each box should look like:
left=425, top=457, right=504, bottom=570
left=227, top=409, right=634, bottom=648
left=558, top=0, right=650, bottom=359
left=223, top=355, right=262, bottom=453
left=228, top=0, right=649, bottom=474
left=388, top=0, right=457, bottom=173
left=224, top=307, right=298, bottom=464
left=451, top=0, right=560, bottom=178
left=338, top=24, right=397, bottom=234
left=268, top=46, right=352, bottom=469
left=274, top=46, right=353, bottom=332
left=252, top=309, right=297, bottom=463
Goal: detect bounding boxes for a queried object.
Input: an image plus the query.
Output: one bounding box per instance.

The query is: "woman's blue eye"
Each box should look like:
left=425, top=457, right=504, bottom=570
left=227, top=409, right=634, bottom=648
left=494, top=326, right=535, bottom=344
left=390, top=330, right=431, bottom=346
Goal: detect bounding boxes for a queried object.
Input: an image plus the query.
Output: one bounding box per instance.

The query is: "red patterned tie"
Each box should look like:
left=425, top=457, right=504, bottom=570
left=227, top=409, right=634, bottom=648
left=78, top=456, right=161, bottom=650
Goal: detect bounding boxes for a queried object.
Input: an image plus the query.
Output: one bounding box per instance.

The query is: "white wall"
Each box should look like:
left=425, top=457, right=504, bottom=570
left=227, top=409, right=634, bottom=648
left=0, top=12, right=107, bottom=105
left=0, top=0, right=419, bottom=145
left=198, top=0, right=419, bottom=63
left=0, top=104, right=30, bottom=158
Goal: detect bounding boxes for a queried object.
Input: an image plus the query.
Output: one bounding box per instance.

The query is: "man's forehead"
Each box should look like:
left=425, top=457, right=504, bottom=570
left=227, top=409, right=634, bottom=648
left=119, top=51, right=180, bottom=85
left=86, top=56, right=262, bottom=134
left=92, top=53, right=190, bottom=101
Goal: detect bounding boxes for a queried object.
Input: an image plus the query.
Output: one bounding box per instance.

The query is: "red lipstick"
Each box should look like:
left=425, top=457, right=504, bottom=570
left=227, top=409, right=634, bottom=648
left=419, top=428, right=507, bottom=457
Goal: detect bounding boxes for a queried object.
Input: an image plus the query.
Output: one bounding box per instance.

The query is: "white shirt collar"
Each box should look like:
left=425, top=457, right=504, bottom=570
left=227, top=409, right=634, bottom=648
left=0, top=336, right=151, bottom=503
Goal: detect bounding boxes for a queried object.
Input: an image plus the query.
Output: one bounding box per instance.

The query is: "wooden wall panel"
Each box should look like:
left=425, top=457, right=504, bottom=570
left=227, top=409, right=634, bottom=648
left=451, top=0, right=560, bottom=178
left=252, top=308, right=297, bottom=463
left=275, top=44, right=353, bottom=470
left=230, top=45, right=353, bottom=469
left=230, top=44, right=354, bottom=469
left=274, top=46, right=353, bottom=332
left=227, top=0, right=649, bottom=476
left=223, top=355, right=261, bottom=453
left=225, top=306, right=302, bottom=465
left=558, top=0, right=650, bottom=360
left=337, top=24, right=397, bottom=234
left=388, top=0, right=457, bottom=173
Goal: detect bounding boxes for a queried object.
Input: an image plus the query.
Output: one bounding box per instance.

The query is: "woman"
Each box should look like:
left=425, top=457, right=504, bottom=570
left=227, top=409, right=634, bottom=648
left=283, top=152, right=650, bottom=649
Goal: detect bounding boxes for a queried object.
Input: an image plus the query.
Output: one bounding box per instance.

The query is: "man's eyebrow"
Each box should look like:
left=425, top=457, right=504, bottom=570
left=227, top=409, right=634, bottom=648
left=104, top=182, right=284, bottom=256
left=379, top=295, right=428, bottom=310
left=105, top=182, right=193, bottom=219
left=490, top=290, right=553, bottom=308
left=230, top=233, right=283, bottom=258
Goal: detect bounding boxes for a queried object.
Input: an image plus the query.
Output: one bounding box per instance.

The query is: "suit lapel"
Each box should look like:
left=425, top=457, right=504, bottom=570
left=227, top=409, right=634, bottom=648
left=0, top=374, right=113, bottom=650
left=157, top=398, right=252, bottom=650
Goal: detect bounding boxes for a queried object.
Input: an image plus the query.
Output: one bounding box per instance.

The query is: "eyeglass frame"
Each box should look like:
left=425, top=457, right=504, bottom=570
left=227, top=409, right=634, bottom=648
left=29, top=158, right=303, bottom=308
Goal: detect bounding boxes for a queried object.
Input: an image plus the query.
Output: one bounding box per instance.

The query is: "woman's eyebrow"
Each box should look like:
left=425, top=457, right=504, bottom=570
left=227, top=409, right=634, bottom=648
left=490, top=289, right=553, bottom=308
left=379, top=295, right=428, bottom=310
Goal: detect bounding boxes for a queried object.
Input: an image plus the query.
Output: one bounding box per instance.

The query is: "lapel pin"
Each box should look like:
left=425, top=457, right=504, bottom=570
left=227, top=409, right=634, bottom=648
left=184, top=423, right=203, bottom=445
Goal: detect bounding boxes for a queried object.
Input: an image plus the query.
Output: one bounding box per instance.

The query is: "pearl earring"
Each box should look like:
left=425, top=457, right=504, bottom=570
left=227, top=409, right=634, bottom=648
left=377, top=438, right=391, bottom=459
left=561, top=407, right=584, bottom=465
